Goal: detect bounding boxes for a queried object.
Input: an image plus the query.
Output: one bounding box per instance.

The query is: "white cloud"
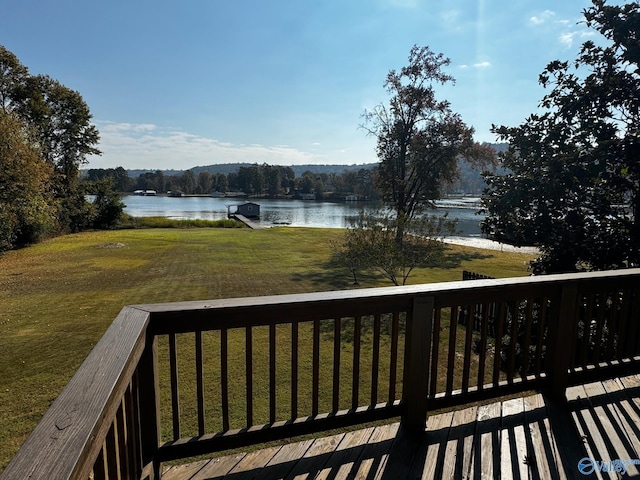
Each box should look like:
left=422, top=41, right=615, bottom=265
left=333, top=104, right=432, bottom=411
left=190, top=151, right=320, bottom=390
left=459, top=64, right=469, bottom=69
left=88, top=121, right=325, bottom=169
left=530, top=10, right=555, bottom=25
left=559, top=30, right=595, bottom=47
left=474, top=61, right=491, bottom=68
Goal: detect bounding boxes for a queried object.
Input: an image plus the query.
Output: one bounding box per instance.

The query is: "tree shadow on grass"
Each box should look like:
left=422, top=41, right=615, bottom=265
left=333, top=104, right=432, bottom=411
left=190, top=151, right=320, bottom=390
left=292, top=246, right=496, bottom=291
left=290, top=256, right=382, bottom=291
left=427, top=245, right=495, bottom=270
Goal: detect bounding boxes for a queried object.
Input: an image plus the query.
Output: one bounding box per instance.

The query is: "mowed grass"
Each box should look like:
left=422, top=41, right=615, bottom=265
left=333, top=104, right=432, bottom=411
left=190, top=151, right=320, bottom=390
left=0, top=227, right=535, bottom=472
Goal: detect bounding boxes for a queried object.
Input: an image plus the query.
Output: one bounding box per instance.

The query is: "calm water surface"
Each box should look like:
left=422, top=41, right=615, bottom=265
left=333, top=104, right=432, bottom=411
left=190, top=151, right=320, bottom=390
left=121, top=195, right=485, bottom=236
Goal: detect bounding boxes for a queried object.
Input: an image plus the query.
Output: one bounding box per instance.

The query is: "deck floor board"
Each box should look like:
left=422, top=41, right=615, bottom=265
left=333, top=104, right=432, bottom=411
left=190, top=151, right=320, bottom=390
left=163, top=375, right=640, bottom=480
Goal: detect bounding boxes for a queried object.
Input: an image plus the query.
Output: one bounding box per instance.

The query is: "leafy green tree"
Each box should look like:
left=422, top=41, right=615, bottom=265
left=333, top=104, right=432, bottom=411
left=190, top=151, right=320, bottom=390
left=91, top=179, right=124, bottom=229
left=237, top=165, right=264, bottom=195
left=197, top=171, right=213, bottom=194
left=483, top=0, right=640, bottom=273
left=214, top=172, right=228, bottom=192
left=0, top=112, right=55, bottom=250
left=0, top=45, right=101, bottom=234
left=15, top=75, right=101, bottom=197
left=85, top=167, right=132, bottom=192
left=0, top=46, right=28, bottom=113
left=298, top=171, right=315, bottom=194
left=335, top=211, right=456, bottom=286
left=179, top=170, right=197, bottom=194
left=135, top=170, right=165, bottom=192
left=265, top=164, right=282, bottom=197
left=363, top=45, right=495, bottom=244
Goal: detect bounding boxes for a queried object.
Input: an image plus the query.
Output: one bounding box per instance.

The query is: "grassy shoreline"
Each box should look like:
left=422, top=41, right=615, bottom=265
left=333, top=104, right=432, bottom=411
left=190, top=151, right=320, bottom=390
left=0, top=227, right=534, bottom=472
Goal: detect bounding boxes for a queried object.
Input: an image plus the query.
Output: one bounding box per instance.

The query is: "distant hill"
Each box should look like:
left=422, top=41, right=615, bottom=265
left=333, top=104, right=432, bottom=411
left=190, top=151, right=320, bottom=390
left=96, top=143, right=508, bottom=194
left=125, top=168, right=184, bottom=178
left=124, top=163, right=378, bottom=178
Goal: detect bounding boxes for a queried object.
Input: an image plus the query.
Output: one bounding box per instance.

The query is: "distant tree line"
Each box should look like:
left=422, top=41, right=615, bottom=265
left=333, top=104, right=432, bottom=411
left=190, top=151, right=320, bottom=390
left=0, top=46, right=121, bottom=253
left=84, top=155, right=501, bottom=199
left=84, top=163, right=381, bottom=200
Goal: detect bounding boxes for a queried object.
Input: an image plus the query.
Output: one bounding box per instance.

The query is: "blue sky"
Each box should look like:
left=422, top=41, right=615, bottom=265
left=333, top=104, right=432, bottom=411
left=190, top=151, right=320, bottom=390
left=2, top=0, right=606, bottom=169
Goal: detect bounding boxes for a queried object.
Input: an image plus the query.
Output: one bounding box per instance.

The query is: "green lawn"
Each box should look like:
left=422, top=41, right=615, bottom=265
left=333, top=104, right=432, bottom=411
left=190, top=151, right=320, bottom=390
left=0, top=227, right=535, bottom=472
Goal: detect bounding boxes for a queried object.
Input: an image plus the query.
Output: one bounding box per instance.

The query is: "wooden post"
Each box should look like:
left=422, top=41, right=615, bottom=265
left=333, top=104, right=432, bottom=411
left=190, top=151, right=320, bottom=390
left=401, top=296, right=434, bottom=435
left=545, top=284, right=578, bottom=401
left=137, top=333, right=162, bottom=479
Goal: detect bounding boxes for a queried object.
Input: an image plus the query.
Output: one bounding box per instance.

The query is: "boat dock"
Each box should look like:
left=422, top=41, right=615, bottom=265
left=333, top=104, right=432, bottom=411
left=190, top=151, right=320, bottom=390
left=229, top=214, right=267, bottom=229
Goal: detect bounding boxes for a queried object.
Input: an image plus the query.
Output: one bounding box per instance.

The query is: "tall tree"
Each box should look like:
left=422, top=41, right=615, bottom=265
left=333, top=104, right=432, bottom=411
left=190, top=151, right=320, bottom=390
left=0, top=46, right=28, bottom=113
left=483, top=0, right=640, bottom=274
left=0, top=111, right=55, bottom=250
left=197, top=171, right=213, bottom=194
left=0, top=46, right=101, bottom=233
left=363, top=45, right=494, bottom=244
left=15, top=75, right=101, bottom=197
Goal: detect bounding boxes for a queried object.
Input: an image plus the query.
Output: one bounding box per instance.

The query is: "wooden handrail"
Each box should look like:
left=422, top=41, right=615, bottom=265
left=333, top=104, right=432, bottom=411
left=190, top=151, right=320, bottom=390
left=0, top=307, right=151, bottom=480
left=2, top=269, right=640, bottom=480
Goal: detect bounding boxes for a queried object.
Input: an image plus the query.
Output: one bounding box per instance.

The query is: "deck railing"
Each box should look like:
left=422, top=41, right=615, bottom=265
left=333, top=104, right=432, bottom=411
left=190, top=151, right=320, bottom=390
left=2, top=269, right=640, bottom=480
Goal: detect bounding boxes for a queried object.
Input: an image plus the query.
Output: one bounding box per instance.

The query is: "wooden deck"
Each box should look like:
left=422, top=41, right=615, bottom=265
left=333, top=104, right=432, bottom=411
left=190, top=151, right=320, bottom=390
left=5, top=270, right=640, bottom=480
left=164, top=375, right=640, bottom=480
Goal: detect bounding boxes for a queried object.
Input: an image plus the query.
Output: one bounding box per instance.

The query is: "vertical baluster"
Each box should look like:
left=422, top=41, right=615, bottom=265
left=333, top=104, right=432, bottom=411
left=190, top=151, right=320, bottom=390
left=520, top=298, right=534, bottom=379
left=493, top=302, right=506, bottom=387
left=461, top=304, right=474, bottom=393
left=477, top=303, right=489, bottom=390
left=291, top=321, right=299, bottom=419
left=105, top=422, right=120, bottom=480
left=567, top=294, right=584, bottom=368
left=507, top=301, right=519, bottom=383
left=625, top=288, right=640, bottom=357
left=446, top=306, right=458, bottom=395
left=603, top=292, right=619, bottom=360
left=221, top=328, right=229, bottom=431
left=270, top=323, right=277, bottom=424
left=115, top=399, right=129, bottom=479
left=125, top=380, right=141, bottom=479
left=388, top=311, right=400, bottom=403
left=195, top=331, right=205, bottom=436
left=93, top=442, right=107, bottom=480
left=351, top=316, right=362, bottom=410
left=579, top=292, right=594, bottom=367
left=245, top=326, right=253, bottom=427
left=124, top=378, right=142, bottom=478
left=534, top=298, right=549, bottom=376
left=371, top=314, right=381, bottom=405
left=593, top=292, right=606, bottom=362
left=616, top=290, right=631, bottom=359
left=312, top=319, right=320, bottom=416
left=333, top=317, right=341, bottom=412
left=168, top=333, right=180, bottom=440
left=137, top=336, right=160, bottom=478
left=429, top=308, right=441, bottom=397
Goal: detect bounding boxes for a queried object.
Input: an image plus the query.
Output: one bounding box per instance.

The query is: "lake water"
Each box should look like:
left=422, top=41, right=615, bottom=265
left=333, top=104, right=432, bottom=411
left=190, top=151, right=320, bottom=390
left=121, top=195, right=486, bottom=237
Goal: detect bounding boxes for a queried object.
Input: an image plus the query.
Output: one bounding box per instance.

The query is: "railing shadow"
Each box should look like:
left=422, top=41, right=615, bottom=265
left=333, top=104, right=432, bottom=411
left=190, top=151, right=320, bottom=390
left=565, top=383, right=640, bottom=479
left=233, top=383, right=640, bottom=480
left=168, top=388, right=640, bottom=480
